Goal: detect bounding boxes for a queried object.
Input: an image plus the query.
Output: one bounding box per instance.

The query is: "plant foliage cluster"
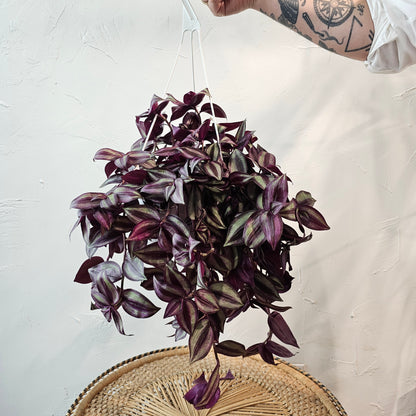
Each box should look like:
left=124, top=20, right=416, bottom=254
left=71, top=90, right=329, bottom=409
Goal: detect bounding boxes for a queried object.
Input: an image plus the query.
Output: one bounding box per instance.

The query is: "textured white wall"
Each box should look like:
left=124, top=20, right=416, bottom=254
left=1, top=1, right=415, bottom=415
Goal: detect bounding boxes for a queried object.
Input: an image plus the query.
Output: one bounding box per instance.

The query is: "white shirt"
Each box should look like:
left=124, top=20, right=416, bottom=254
left=365, top=0, right=416, bottom=73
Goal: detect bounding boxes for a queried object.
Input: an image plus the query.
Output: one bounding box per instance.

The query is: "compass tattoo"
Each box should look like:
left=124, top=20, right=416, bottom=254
left=313, top=0, right=354, bottom=28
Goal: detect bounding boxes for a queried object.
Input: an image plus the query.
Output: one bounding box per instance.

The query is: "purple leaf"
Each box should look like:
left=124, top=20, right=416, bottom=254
left=217, top=121, right=244, bottom=133
left=123, top=206, right=161, bottom=224
left=74, top=257, right=104, bottom=284
left=280, top=199, right=297, bottom=221
left=195, top=365, right=221, bottom=409
left=170, top=178, right=185, bottom=204
left=172, top=234, right=200, bottom=267
left=265, top=340, right=294, bottom=358
left=178, top=147, right=209, bottom=160
left=171, top=105, right=191, bottom=121
left=243, top=211, right=267, bottom=249
left=113, top=185, right=141, bottom=204
left=140, top=179, right=173, bottom=202
left=111, top=309, right=130, bottom=336
left=121, top=170, right=147, bottom=185
left=200, top=102, right=227, bottom=118
left=165, top=263, right=191, bottom=295
left=184, top=91, right=205, bottom=106
left=263, top=175, right=289, bottom=209
left=94, top=148, right=124, bottom=162
left=105, top=161, right=117, bottom=178
left=184, top=366, right=221, bottom=410
left=134, top=242, right=172, bottom=268
left=128, top=219, right=160, bottom=241
left=163, top=214, right=191, bottom=237
left=92, top=210, right=113, bottom=231
left=96, top=272, right=121, bottom=305
left=88, top=260, right=122, bottom=283
left=189, top=318, right=214, bottom=363
left=203, top=161, right=222, bottom=180
left=229, top=172, right=252, bottom=185
left=258, top=343, right=275, bottom=365
left=164, top=299, right=181, bottom=318
left=194, top=289, right=220, bottom=314
left=297, top=205, right=330, bottom=231
left=183, top=111, right=201, bottom=129
left=261, top=211, right=283, bottom=250
left=70, top=192, right=107, bottom=210
left=100, top=174, right=123, bottom=188
left=153, top=276, right=186, bottom=302
left=209, top=282, right=243, bottom=310
left=176, top=299, right=198, bottom=334
left=268, top=311, right=299, bottom=348
left=122, top=288, right=160, bottom=318
left=214, top=340, right=245, bottom=357
left=98, top=193, right=117, bottom=210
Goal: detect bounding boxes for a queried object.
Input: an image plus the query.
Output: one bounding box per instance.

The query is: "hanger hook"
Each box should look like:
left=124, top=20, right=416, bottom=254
left=182, top=0, right=200, bottom=33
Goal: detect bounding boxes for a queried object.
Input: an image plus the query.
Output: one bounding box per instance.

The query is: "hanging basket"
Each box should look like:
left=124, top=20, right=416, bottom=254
left=67, top=346, right=347, bottom=416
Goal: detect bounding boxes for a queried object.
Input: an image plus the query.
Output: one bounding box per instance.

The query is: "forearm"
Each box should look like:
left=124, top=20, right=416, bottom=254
left=251, top=0, right=375, bottom=61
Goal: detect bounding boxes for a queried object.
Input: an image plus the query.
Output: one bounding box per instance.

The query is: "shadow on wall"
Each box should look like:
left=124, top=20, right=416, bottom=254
left=396, top=388, right=416, bottom=416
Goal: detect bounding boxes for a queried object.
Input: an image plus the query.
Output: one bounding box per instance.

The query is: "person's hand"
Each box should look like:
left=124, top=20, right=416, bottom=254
left=202, top=0, right=256, bottom=17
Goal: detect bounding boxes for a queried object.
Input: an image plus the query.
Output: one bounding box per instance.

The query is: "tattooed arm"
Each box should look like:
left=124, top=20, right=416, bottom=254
left=203, top=0, right=375, bottom=61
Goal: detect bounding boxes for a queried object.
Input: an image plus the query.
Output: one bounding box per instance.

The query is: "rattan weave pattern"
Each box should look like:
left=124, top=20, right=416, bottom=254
left=67, top=346, right=347, bottom=416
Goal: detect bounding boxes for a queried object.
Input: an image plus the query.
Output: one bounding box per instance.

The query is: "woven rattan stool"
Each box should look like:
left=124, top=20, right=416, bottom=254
left=67, top=346, right=347, bottom=416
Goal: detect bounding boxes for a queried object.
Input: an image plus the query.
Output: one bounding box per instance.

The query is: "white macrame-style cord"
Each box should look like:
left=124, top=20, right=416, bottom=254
left=143, top=0, right=222, bottom=159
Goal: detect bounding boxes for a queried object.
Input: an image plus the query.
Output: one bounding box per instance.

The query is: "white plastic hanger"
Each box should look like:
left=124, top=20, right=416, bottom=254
left=145, top=0, right=221, bottom=155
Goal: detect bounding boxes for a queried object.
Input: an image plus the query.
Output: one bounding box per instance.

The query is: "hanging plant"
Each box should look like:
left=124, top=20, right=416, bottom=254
left=71, top=89, right=329, bottom=409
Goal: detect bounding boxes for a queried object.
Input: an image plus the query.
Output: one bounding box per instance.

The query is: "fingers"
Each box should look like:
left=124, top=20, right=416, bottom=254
left=203, top=0, right=226, bottom=17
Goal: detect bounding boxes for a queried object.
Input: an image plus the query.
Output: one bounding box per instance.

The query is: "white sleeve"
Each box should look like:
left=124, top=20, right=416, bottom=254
left=365, top=0, right=416, bottom=73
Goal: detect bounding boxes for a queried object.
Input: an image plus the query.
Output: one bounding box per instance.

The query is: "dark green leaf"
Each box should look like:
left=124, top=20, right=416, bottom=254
left=205, top=206, right=226, bottom=230
left=234, top=120, right=246, bottom=145
left=224, top=210, right=255, bottom=246
left=296, top=190, right=316, bottom=207
left=280, top=199, right=297, bottom=221
left=228, top=149, right=247, bottom=174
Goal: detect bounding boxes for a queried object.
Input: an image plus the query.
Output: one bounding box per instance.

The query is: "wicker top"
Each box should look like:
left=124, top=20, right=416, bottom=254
left=67, top=346, right=347, bottom=416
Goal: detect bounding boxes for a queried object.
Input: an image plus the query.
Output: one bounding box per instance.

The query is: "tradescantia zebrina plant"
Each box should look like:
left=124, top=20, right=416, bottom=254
left=71, top=89, right=329, bottom=410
